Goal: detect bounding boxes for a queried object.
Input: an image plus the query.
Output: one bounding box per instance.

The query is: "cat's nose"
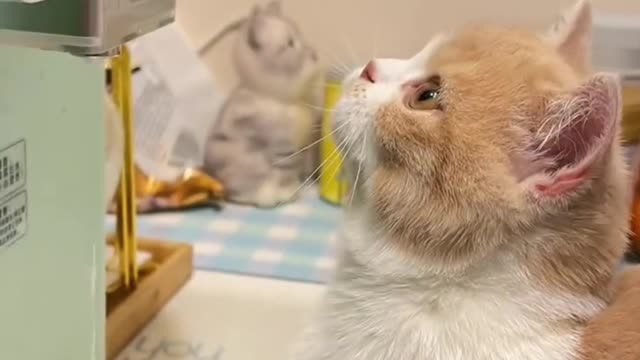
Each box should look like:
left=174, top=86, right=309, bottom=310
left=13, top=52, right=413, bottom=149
left=360, top=60, right=377, bottom=83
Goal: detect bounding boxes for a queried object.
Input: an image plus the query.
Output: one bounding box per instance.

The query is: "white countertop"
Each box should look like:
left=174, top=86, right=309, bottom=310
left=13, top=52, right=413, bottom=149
left=116, top=271, right=325, bottom=360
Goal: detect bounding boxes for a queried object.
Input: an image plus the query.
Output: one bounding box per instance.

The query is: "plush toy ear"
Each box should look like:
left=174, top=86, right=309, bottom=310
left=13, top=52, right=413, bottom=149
left=264, top=0, right=282, bottom=15
left=247, top=5, right=263, bottom=50
left=545, top=0, right=593, bottom=75
left=249, top=3, right=262, bottom=17
left=527, top=73, right=621, bottom=197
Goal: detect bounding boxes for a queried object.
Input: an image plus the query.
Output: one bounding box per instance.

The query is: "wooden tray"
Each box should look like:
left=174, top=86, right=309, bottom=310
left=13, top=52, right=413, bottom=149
left=106, top=237, right=193, bottom=360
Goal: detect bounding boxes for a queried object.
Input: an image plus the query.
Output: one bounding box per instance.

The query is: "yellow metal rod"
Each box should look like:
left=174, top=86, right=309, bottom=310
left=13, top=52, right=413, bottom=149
left=110, top=54, right=128, bottom=288
left=111, top=45, right=138, bottom=288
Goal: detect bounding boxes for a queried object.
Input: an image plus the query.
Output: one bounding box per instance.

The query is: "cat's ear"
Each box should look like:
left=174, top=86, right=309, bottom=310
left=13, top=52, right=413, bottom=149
left=526, top=73, right=621, bottom=197
left=545, top=0, right=593, bottom=75
left=264, top=0, right=282, bottom=15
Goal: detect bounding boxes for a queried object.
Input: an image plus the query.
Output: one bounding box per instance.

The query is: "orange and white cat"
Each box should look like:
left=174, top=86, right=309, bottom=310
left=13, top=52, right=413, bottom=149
left=293, top=1, right=633, bottom=359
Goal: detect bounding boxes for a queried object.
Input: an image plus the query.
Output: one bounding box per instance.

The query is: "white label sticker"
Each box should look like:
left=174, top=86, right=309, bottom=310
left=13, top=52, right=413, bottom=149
left=0, top=140, right=26, bottom=200
left=0, top=191, right=27, bottom=249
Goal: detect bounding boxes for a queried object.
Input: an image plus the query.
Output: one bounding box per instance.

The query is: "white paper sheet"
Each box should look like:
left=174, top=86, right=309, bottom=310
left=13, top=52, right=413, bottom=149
left=128, top=23, right=224, bottom=181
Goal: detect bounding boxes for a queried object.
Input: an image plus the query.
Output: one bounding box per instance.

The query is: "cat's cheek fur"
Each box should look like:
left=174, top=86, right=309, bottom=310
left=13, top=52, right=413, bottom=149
left=333, top=76, right=410, bottom=166
left=331, top=37, right=448, bottom=169
left=374, top=103, right=440, bottom=172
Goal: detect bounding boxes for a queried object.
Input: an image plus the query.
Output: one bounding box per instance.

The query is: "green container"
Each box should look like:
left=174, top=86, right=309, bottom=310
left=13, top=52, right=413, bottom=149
left=0, top=45, right=105, bottom=360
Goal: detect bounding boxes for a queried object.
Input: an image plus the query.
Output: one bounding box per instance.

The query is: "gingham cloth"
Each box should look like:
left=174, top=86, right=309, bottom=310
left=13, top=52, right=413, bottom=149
left=106, top=189, right=339, bottom=283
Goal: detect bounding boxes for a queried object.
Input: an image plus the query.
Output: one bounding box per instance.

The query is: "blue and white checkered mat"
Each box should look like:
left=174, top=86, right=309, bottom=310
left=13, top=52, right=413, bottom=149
left=106, top=190, right=340, bottom=283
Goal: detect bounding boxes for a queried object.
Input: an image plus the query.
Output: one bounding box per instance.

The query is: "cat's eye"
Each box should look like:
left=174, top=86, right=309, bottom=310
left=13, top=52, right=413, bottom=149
left=417, top=89, right=439, bottom=102
left=408, top=82, right=441, bottom=111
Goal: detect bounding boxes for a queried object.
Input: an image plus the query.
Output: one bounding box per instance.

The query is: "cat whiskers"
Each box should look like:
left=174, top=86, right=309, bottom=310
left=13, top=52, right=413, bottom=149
left=288, top=127, right=354, bottom=201
left=304, top=80, right=347, bottom=97
left=320, top=123, right=361, bottom=206
left=325, top=133, right=353, bottom=183
left=272, top=118, right=349, bottom=166
left=328, top=63, right=353, bottom=78
left=318, top=48, right=355, bottom=76
left=348, top=137, right=366, bottom=207
left=300, top=102, right=335, bottom=113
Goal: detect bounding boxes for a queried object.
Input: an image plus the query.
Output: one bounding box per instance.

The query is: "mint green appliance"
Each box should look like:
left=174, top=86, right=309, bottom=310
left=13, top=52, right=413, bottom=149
left=0, top=1, right=175, bottom=359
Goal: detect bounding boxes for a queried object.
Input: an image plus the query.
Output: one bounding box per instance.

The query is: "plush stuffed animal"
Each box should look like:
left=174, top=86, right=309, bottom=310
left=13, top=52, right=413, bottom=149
left=202, top=1, right=323, bottom=207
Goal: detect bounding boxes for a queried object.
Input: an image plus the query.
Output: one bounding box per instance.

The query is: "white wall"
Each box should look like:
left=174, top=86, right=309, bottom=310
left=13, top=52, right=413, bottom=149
left=177, top=0, right=640, bottom=94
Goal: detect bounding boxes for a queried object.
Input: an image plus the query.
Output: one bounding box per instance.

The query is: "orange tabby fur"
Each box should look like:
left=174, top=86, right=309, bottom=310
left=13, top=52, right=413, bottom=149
left=580, top=266, right=640, bottom=359
left=374, top=4, right=640, bottom=355
left=368, top=1, right=638, bottom=357
left=373, top=21, right=628, bottom=298
left=293, top=1, right=640, bottom=359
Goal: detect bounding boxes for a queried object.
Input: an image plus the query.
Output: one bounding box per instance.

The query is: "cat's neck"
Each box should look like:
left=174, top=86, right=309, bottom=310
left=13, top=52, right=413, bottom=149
left=340, top=207, right=507, bottom=281
left=339, top=216, right=605, bottom=314
left=340, top=203, right=620, bottom=300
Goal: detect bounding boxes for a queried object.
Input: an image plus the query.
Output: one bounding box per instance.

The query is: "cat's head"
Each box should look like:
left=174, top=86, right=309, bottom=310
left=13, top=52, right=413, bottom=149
left=233, top=1, right=320, bottom=101
left=335, top=0, right=629, bottom=286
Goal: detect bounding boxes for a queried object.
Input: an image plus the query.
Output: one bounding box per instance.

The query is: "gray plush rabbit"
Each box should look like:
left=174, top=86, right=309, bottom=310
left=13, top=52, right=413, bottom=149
left=202, top=1, right=322, bottom=208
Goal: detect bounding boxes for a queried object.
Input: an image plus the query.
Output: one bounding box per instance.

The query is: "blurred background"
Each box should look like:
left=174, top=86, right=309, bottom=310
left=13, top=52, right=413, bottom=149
left=181, top=0, right=640, bottom=93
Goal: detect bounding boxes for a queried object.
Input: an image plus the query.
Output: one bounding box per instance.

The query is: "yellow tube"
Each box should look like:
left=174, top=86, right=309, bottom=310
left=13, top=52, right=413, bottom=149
left=319, top=77, right=347, bottom=205
left=622, top=85, right=640, bottom=144
left=110, top=45, right=138, bottom=288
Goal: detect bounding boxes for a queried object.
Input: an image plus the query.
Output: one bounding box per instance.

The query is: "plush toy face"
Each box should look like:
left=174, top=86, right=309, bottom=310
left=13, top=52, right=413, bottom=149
left=233, top=1, right=320, bottom=101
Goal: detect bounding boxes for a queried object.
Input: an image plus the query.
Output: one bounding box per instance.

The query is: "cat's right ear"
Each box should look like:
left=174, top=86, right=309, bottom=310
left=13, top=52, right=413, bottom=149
left=545, top=0, right=593, bottom=75
left=525, top=73, right=621, bottom=198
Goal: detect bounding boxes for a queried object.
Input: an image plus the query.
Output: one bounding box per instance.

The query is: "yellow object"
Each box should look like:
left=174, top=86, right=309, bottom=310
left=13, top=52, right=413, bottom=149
left=110, top=45, right=139, bottom=288
left=133, top=167, right=225, bottom=211
left=319, top=76, right=348, bottom=205
left=622, top=85, right=640, bottom=144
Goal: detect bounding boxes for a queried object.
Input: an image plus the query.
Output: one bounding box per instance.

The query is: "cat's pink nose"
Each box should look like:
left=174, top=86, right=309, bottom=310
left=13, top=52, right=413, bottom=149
left=360, top=60, right=377, bottom=83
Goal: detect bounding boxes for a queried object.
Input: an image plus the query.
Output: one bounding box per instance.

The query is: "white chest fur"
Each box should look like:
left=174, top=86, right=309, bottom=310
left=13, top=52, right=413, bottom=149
left=294, top=222, right=604, bottom=360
